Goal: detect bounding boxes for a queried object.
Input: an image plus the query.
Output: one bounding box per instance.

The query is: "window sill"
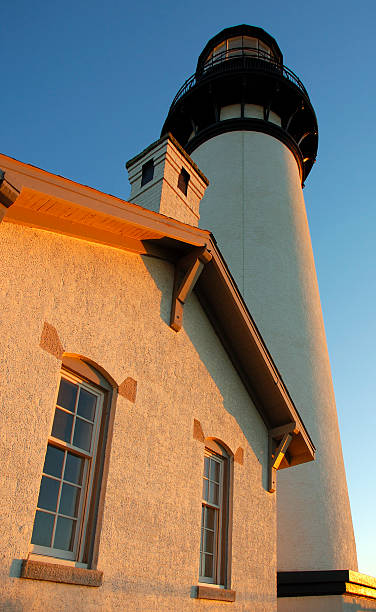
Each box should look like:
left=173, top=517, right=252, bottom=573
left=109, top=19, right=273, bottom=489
left=195, top=585, right=236, bottom=602
left=20, top=559, right=103, bottom=587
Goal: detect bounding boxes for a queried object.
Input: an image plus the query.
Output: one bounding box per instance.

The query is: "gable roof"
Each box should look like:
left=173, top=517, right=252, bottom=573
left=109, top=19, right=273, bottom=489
left=0, top=152, right=315, bottom=467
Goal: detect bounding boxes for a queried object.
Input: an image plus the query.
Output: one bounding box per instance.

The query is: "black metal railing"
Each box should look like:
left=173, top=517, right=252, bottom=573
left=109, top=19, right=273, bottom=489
left=169, top=47, right=308, bottom=111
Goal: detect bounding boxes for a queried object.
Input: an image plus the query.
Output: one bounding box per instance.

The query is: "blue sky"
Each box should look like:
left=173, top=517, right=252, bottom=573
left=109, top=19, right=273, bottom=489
left=2, top=0, right=375, bottom=576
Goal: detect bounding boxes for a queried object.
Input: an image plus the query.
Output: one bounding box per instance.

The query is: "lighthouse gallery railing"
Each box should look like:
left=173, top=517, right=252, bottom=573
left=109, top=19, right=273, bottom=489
left=169, top=47, right=309, bottom=112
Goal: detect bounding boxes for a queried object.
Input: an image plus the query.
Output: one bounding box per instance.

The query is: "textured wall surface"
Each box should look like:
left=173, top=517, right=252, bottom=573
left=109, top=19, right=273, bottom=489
left=192, top=130, right=358, bottom=572
left=278, top=595, right=376, bottom=611
left=0, top=223, right=275, bottom=611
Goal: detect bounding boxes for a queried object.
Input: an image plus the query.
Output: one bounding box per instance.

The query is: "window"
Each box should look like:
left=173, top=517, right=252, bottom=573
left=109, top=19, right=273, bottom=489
left=258, top=40, right=271, bottom=60
left=199, top=444, right=230, bottom=586
left=204, top=36, right=273, bottom=69
left=141, top=159, right=154, bottom=186
left=177, top=167, right=190, bottom=196
left=30, top=367, right=108, bottom=564
left=227, top=36, right=243, bottom=58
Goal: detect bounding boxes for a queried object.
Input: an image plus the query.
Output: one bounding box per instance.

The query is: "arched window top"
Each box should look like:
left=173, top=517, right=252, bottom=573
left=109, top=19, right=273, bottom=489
left=62, top=355, right=116, bottom=392
left=205, top=437, right=233, bottom=458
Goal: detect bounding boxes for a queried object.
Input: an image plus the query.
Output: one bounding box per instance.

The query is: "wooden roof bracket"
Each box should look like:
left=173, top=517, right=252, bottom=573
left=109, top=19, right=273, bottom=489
left=170, top=245, right=212, bottom=332
left=0, top=170, right=20, bottom=221
left=268, top=423, right=297, bottom=493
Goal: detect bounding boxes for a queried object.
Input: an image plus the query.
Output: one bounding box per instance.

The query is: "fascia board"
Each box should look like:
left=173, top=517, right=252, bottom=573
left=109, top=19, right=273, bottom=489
left=196, top=239, right=315, bottom=465
left=4, top=186, right=211, bottom=253
left=0, top=154, right=211, bottom=249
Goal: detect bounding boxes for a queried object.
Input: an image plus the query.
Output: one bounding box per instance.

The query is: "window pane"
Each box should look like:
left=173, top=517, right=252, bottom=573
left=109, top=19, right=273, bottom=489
left=205, top=506, right=216, bottom=530
left=259, top=41, right=270, bottom=57
left=244, top=37, right=258, bottom=57
left=31, top=511, right=54, bottom=547
left=203, top=553, right=214, bottom=578
left=43, top=444, right=64, bottom=478
left=51, top=408, right=74, bottom=443
left=177, top=168, right=190, bottom=196
left=37, top=476, right=60, bottom=512
left=244, top=36, right=258, bottom=49
left=54, top=516, right=76, bottom=551
left=73, top=418, right=93, bottom=452
left=210, top=459, right=220, bottom=483
left=209, top=482, right=219, bottom=506
left=202, top=479, right=208, bottom=501
left=77, top=389, right=96, bottom=421
left=64, top=452, right=84, bottom=485
left=204, top=529, right=215, bottom=554
left=59, top=483, right=80, bottom=517
left=57, top=379, right=78, bottom=413
left=141, top=159, right=154, bottom=187
left=204, top=457, right=209, bottom=478
left=228, top=37, right=242, bottom=54
left=213, top=42, right=225, bottom=58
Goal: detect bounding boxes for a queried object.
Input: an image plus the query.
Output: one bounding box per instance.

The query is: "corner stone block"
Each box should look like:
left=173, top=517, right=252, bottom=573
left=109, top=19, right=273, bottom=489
left=118, top=377, right=137, bottom=403
left=234, top=446, right=244, bottom=465
left=193, top=418, right=205, bottom=442
left=40, top=322, right=64, bottom=360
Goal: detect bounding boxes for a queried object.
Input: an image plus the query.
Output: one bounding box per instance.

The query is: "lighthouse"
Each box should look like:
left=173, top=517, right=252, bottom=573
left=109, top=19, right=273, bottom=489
left=162, top=25, right=358, bottom=575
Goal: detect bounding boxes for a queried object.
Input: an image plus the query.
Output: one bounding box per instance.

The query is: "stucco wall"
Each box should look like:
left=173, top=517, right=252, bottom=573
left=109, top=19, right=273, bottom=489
left=278, top=595, right=376, bottom=611
left=0, top=223, right=275, bottom=611
left=192, top=130, right=357, bottom=572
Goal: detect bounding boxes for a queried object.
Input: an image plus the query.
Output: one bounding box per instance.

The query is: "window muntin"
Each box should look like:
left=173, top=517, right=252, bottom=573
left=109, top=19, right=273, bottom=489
left=199, top=447, right=229, bottom=585
left=31, top=371, right=103, bottom=562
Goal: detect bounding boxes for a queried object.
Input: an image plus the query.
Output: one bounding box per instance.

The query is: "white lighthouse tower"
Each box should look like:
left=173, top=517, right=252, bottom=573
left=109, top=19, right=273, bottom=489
left=162, top=24, right=358, bottom=582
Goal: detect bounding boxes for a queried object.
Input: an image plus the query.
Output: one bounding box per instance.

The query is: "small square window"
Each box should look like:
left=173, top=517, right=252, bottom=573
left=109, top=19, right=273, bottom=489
left=141, top=159, right=154, bottom=187
left=177, top=168, right=190, bottom=196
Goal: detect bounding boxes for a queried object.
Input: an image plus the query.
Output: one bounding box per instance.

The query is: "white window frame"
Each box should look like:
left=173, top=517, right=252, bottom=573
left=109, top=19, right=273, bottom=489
left=199, top=447, right=228, bottom=586
left=30, top=370, right=104, bottom=564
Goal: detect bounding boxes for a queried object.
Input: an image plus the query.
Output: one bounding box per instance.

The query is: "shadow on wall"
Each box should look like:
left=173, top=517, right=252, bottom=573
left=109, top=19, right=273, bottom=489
left=0, top=596, right=23, bottom=612
left=9, top=560, right=23, bottom=578
left=141, top=255, right=267, bottom=489
left=344, top=603, right=376, bottom=611
left=141, top=254, right=174, bottom=327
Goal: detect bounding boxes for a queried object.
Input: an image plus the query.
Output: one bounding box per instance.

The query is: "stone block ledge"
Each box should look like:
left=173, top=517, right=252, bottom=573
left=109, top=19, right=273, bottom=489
left=195, top=585, right=236, bottom=601
left=20, top=559, right=103, bottom=587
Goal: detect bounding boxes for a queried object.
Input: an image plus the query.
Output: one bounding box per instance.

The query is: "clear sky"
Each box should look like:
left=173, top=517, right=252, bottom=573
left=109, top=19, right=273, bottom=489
left=2, top=0, right=375, bottom=576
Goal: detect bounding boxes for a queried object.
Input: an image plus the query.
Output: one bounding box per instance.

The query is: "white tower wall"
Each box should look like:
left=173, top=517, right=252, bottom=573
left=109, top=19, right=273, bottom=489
left=191, top=130, right=358, bottom=571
